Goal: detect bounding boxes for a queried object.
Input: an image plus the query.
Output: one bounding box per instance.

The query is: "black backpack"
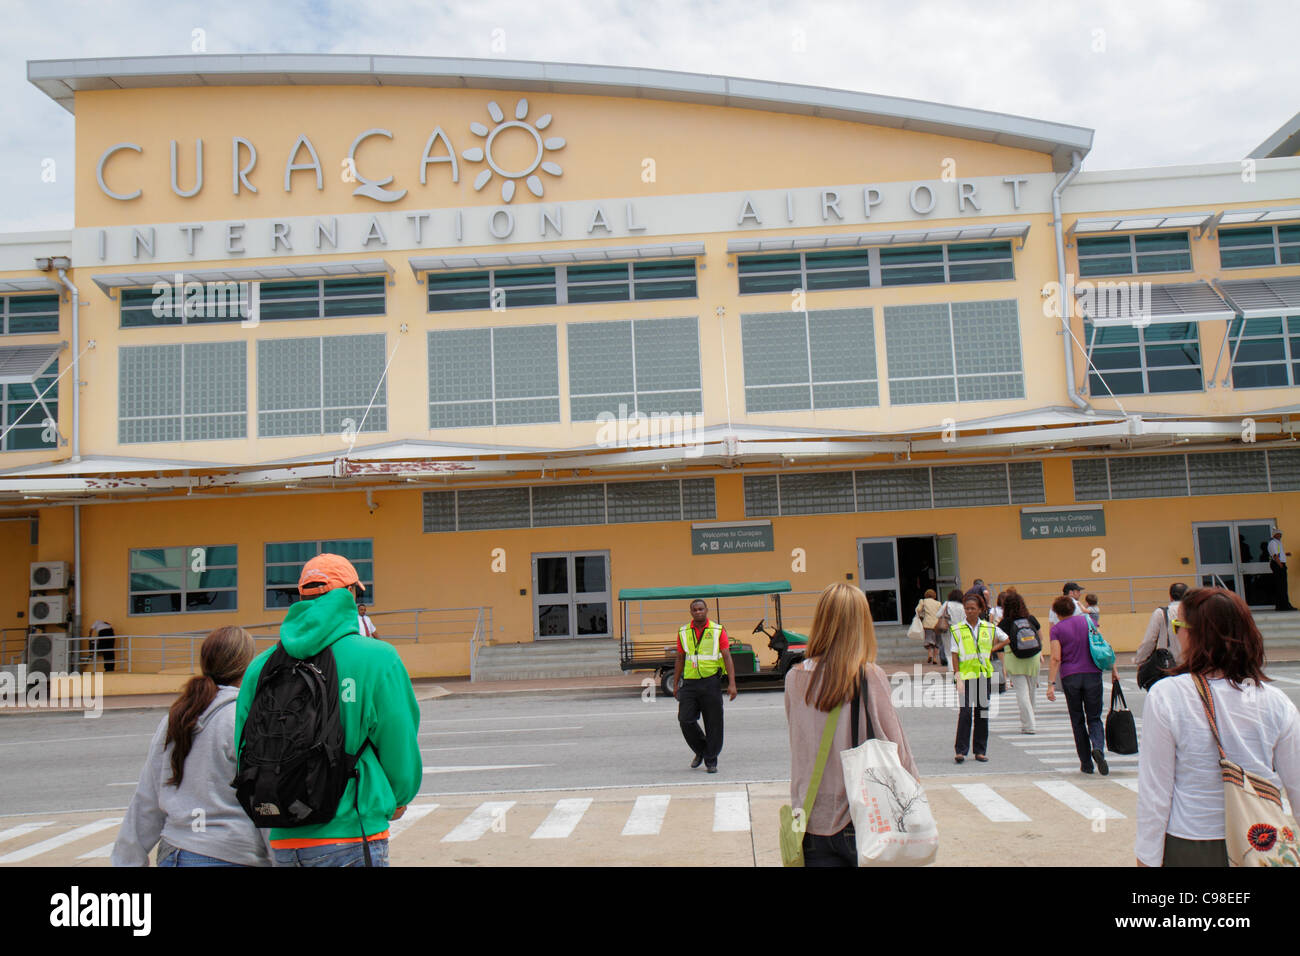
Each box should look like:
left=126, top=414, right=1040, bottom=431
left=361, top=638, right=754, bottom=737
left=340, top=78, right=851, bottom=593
left=1007, top=617, right=1042, bottom=659
left=234, top=643, right=372, bottom=848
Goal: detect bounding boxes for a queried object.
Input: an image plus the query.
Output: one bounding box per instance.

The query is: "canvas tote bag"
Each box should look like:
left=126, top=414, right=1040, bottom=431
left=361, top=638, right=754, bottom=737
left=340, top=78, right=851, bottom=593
left=779, top=703, right=841, bottom=867
left=840, top=668, right=939, bottom=866
left=1193, top=674, right=1300, bottom=867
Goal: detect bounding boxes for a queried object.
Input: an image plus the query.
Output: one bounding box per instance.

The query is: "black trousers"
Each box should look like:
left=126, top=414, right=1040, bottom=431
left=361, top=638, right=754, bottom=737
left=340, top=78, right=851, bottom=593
left=678, top=673, right=724, bottom=765
left=1062, top=671, right=1105, bottom=768
left=1274, top=562, right=1294, bottom=610
left=954, top=677, right=991, bottom=757
left=803, top=824, right=857, bottom=867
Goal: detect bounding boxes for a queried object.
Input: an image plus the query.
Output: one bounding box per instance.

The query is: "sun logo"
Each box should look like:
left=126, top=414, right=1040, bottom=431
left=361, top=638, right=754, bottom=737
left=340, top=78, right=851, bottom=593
left=462, top=99, right=565, bottom=203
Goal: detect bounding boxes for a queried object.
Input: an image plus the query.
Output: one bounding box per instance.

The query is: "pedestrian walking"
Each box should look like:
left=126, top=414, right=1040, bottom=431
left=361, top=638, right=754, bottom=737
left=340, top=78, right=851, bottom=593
left=785, top=583, right=918, bottom=867
left=1137, top=587, right=1300, bottom=866
left=1135, top=582, right=1187, bottom=686
left=915, top=589, right=945, bottom=666
left=1048, top=582, right=1086, bottom=632
left=999, top=592, right=1043, bottom=734
left=672, top=598, right=737, bottom=773
left=113, top=626, right=271, bottom=867
left=951, top=594, right=1009, bottom=763
left=939, top=588, right=964, bottom=666
left=1269, top=529, right=1296, bottom=611
left=357, top=602, right=377, bottom=637
left=1046, top=597, right=1119, bottom=774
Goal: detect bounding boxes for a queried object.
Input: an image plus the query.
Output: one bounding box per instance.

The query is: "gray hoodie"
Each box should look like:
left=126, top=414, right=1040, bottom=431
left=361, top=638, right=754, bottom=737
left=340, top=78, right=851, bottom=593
left=112, top=685, right=271, bottom=867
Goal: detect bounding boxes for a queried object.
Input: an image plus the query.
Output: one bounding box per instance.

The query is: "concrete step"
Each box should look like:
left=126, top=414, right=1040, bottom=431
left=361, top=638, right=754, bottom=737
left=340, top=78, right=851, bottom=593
left=473, top=638, right=623, bottom=682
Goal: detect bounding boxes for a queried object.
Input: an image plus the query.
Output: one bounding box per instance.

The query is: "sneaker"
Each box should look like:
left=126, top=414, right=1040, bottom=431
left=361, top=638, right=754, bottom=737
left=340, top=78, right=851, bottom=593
left=690, top=753, right=704, bottom=769
left=706, top=764, right=718, bottom=774
left=1091, top=747, right=1109, bottom=776
left=1080, top=765, right=1095, bottom=774
left=1021, top=729, right=1036, bottom=735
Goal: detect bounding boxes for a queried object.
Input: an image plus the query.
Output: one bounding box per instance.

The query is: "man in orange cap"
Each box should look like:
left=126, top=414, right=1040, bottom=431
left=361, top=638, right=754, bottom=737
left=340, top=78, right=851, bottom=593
left=234, top=554, right=422, bottom=866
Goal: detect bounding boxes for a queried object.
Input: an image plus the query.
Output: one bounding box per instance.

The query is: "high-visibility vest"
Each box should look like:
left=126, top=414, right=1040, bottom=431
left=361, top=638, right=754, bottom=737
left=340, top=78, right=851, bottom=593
left=680, top=620, right=727, bottom=679
left=952, top=619, right=995, bottom=680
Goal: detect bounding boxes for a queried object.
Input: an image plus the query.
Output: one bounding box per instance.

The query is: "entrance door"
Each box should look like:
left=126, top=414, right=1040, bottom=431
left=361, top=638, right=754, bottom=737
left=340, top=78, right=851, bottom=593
left=1193, top=521, right=1275, bottom=608
left=858, top=538, right=900, bottom=624
left=936, top=534, right=960, bottom=599
left=532, top=551, right=612, bottom=639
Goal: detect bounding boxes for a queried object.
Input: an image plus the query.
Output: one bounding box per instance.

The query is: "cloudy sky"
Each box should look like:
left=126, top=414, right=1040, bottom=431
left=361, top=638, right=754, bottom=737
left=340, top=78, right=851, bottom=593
left=1, top=0, right=1296, bottom=232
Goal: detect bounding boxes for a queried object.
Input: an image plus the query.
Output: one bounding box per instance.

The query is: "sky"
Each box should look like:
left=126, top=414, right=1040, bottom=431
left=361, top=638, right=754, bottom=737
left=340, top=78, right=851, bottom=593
left=0, top=0, right=1296, bottom=232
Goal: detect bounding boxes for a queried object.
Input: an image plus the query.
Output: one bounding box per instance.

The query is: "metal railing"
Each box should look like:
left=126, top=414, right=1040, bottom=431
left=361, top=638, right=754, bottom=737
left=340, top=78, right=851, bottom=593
left=976, top=574, right=1194, bottom=617
left=1, top=627, right=28, bottom=667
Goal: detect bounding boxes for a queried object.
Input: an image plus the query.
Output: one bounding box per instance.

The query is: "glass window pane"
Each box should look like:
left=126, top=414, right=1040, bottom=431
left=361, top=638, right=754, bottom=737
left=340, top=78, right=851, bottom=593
left=132, top=593, right=181, bottom=615
left=574, top=556, right=606, bottom=592
left=634, top=279, right=697, bottom=299
left=948, top=261, right=1014, bottom=282
left=576, top=603, right=609, bottom=635
left=568, top=263, right=628, bottom=283
left=187, top=590, right=237, bottom=612
left=1134, top=233, right=1190, bottom=253
left=567, top=283, right=630, bottom=304
left=535, top=558, right=568, bottom=595
left=1218, top=227, right=1273, bottom=247
left=1136, top=253, right=1191, bottom=273
left=737, top=254, right=800, bottom=274
left=634, top=259, right=696, bottom=279
left=1220, top=248, right=1276, bottom=268
left=738, top=273, right=802, bottom=295
left=1077, top=236, right=1132, bottom=255
left=946, top=241, right=1012, bottom=261
left=494, top=267, right=556, bottom=287
left=1078, top=256, right=1134, bottom=277
left=881, top=265, right=946, bottom=286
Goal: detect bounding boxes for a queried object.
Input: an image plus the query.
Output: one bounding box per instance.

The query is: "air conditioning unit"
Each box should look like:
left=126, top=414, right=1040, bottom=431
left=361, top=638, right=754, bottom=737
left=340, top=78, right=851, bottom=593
left=26, top=631, right=70, bottom=676
left=30, top=561, right=70, bottom=591
left=29, top=594, right=69, bottom=624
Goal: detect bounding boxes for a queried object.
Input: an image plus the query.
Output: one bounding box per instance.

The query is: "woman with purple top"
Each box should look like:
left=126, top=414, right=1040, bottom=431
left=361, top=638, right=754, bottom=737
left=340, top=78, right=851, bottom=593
left=1046, top=596, right=1119, bottom=774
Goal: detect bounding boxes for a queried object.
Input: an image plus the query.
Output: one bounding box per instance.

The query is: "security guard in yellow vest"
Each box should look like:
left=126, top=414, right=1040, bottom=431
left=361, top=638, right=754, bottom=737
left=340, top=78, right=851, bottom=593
left=672, top=599, right=738, bottom=772
left=950, top=594, right=1009, bottom=763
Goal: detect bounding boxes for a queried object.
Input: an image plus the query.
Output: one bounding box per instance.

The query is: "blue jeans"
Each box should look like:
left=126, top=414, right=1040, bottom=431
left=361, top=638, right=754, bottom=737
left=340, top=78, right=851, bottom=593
left=157, top=847, right=247, bottom=867
left=802, top=825, right=857, bottom=867
left=274, top=839, right=390, bottom=868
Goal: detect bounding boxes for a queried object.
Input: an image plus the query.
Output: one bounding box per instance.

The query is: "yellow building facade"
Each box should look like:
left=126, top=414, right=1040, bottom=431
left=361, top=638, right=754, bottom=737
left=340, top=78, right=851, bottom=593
left=2, top=55, right=1299, bottom=681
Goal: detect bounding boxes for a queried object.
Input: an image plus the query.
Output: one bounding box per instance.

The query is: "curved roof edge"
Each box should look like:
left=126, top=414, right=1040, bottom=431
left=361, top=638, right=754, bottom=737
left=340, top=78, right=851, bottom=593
left=27, top=54, right=1093, bottom=171
left=1250, top=110, right=1300, bottom=159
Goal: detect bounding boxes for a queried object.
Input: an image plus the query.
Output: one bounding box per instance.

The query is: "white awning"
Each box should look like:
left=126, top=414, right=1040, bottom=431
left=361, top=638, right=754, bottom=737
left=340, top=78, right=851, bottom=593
left=0, top=278, right=62, bottom=295
left=1078, top=280, right=1234, bottom=327
left=408, top=242, right=707, bottom=277
left=727, top=223, right=1031, bottom=254
left=1066, top=211, right=1216, bottom=239
left=0, top=344, right=64, bottom=384
left=1215, top=277, right=1300, bottom=318
left=1218, top=206, right=1300, bottom=225
left=91, top=259, right=394, bottom=297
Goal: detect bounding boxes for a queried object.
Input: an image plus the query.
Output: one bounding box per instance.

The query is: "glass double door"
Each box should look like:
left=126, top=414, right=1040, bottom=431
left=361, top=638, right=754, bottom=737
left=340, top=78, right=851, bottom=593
left=858, top=535, right=958, bottom=625
left=1193, top=521, right=1275, bottom=608
left=532, top=551, right=612, bottom=639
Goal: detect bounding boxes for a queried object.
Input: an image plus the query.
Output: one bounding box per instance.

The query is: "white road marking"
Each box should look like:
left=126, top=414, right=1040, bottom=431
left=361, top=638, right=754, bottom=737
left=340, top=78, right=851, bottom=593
left=531, top=798, right=593, bottom=839
left=0, top=818, right=122, bottom=864
left=622, top=795, right=671, bottom=836
left=0, top=733, right=154, bottom=747
left=0, top=822, right=52, bottom=846
left=423, top=764, right=549, bottom=774
left=1039, top=755, right=1138, bottom=764
left=712, top=791, right=750, bottom=832
left=389, top=802, right=439, bottom=839
left=441, top=801, right=516, bottom=842
left=953, top=784, right=1031, bottom=822
left=419, top=726, right=582, bottom=737
left=1035, top=781, right=1125, bottom=819
left=76, top=843, right=115, bottom=860
left=1267, top=675, right=1300, bottom=686
left=421, top=743, right=578, bottom=753
left=1113, top=779, right=1140, bottom=793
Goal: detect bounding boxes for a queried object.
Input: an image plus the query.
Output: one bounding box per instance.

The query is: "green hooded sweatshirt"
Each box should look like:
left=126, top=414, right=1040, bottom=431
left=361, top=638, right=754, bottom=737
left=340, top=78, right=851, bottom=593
left=234, top=587, right=423, bottom=843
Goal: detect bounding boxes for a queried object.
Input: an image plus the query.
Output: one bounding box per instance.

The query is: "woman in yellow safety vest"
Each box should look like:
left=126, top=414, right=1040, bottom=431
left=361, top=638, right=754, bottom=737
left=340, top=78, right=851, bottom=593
left=950, top=594, right=1010, bottom=763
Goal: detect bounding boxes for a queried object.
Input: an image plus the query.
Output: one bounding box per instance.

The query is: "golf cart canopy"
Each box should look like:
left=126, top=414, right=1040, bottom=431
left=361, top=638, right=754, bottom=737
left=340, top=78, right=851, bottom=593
left=617, top=581, right=793, bottom=601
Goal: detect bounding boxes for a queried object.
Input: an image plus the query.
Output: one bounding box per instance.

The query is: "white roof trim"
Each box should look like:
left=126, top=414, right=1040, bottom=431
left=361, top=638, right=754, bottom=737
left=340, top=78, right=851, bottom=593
left=0, top=278, right=62, bottom=295
left=727, top=222, right=1031, bottom=254
left=409, top=242, right=706, bottom=277
left=1218, top=206, right=1300, bottom=225
left=91, top=259, right=394, bottom=297
left=1249, top=111, right=1300, bottom=160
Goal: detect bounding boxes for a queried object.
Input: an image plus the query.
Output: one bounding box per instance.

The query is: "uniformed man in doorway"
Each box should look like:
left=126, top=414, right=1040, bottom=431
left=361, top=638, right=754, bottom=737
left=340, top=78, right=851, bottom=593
left=672, top=598, right=737, bottom=773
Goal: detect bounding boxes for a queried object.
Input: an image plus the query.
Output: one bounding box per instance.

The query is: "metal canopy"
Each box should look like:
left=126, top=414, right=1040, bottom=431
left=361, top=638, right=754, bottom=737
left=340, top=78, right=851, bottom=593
left=727, top=222, right=1031, bottom=254
left=1066, top=211, right=1217, bottom=237
left=0, top=343, right=64, bottom=384
left=618, top=581, right=792, bottom=602
left=0, top=278, right=62, bottom=295
left=1219, top=206, right=1300, bottom=225
left=90, top=259, right=394, bottom=297
left=409, top=242, right=706, bottom=277
left=1215, top=276, right=1300, bottom=318
left=1077, top=280, right=1234, bottom=327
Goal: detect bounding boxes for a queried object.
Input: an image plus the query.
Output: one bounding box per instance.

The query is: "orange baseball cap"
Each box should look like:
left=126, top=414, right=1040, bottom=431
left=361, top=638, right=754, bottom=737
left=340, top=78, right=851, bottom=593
left=298, top=553, right=361, bottom=596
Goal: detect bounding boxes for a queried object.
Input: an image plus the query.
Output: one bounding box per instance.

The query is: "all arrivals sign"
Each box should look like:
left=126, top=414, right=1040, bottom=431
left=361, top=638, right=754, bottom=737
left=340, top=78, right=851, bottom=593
left=691, top=521, right=774, bottom=554
left=1019, top=507, right=1106, bottom=539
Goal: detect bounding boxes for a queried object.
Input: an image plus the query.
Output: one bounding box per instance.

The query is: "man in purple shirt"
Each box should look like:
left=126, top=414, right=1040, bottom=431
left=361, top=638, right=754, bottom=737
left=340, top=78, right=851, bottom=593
left=1046, top=596, right=1119, bottom=775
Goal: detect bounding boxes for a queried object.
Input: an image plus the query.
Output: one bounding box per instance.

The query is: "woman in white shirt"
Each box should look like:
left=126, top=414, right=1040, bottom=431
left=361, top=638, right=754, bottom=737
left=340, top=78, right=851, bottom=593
left=1137, top=587, right=1300, bottom=867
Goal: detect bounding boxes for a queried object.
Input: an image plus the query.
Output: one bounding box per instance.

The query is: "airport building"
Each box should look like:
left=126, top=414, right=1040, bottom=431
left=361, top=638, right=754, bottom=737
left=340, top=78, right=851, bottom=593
left=1, top=55, right=1298, bottom=682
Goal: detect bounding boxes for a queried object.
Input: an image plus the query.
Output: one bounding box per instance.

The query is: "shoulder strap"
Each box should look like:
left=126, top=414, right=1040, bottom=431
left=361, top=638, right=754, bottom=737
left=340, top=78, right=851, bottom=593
left=803, top=703, right=842, bottom=822
left=850, top=667, right=877, bottom=748
left=1191, top=674, right=1228, bottom=763
left=1160, top=607, right=1170, bottom=649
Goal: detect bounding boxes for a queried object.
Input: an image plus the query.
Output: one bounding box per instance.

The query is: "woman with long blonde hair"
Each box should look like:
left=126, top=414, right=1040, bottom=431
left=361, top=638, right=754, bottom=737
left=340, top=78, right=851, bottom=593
left=785, top=583, right=919, bottom=867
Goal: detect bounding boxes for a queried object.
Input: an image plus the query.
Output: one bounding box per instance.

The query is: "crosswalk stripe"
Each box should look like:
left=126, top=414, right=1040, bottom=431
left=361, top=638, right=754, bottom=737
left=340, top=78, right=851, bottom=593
left=622, top=795, right=671, bottom=836
left=440, top=801, right=515, bottom=843
left=389, top=802, right=439, bottom=840
left=0, top=818, right=122, bottom=864
left=1113, top=779, right=1140, bottom=793
left=1035, top=781, right=1125, bottom=819
left=712, top=792, right=750, bottom=832
left=531, top=798, right=592, bottom=840
left=0, top=822, right=53, bottom=846
left=953, top=784, right=1031, bottom=822
left=76, top=843, right=115, bottom=860
left=1039, top=755, right=1139, bottom=764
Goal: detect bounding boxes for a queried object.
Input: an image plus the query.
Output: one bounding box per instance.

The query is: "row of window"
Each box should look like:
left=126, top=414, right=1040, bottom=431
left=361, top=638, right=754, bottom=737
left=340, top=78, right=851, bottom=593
left=1075, top=225, right=1300, bottom=277
left=1072, top=447, right=1300, bottom=502
left=736, top=242, right=1016, bottom=294
left=127, top=539, right=374, bottom=615
left=743, top=462, right=1046, bottom=517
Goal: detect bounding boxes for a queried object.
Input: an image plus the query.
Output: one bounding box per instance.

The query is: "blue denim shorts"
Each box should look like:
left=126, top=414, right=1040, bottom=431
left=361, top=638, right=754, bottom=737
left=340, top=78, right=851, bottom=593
left=157, top=846, right=247, bottom=867
left=273, top=839, right=390, bottom=868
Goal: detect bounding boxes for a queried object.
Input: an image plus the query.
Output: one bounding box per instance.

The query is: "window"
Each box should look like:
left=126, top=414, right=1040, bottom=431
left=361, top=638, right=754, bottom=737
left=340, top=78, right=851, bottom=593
left=1228, top=315, right=1300, bottom=389
left=129, top=545, right=237, bottom=615
left=422, top=478, right=716, bottom=532
left=741, top=308, right=878, bottom=412
left=880, top=241, right=1014, bottom=286
left=1085, top=320, right=1202, bottom=396
left=738, top=250, right=872, bottom=295
left=428, top=325, right=559, bottom=427
left=265, top=539, right=374, bottom=609
left=566, top=260, right=697, bottom=303
left=883, top=300, right=1024, bottom=405
left=426, top=260, right=698, bottom=312
left=1219, top=225, right=1300, bottom=269
left=120, top=342, right=246, bottom=443
left=2, top=370, right=58, bottom=451
left=1076, top=233, right=1192, bottom=277
left=568, top=317, right=702, bottom=420
left=1073, top=448, right=1297, bottom=501
left=736, top=243, right=1014, bottom=295
left=0, top=294, right=59, bottom=334
left=257, top=334, right=387, bottom=437
left=121, top=276, right=385, bottom=327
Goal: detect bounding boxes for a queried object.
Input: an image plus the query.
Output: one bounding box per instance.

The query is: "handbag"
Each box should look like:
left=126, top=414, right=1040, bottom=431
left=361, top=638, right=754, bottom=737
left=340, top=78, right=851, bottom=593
left=1137, top=607, right=1176, bottom=691
left=841, top=668, right=939, bottom=866
left=1086, top=616, right=1115, bottom=672
left=779, top=702, right=842, bottom=867
left=1192, top=674, right=1300, bottom=867
left=934, top=605, right=950, bottom=634
left=1105, top=679, right=1138, bottom=754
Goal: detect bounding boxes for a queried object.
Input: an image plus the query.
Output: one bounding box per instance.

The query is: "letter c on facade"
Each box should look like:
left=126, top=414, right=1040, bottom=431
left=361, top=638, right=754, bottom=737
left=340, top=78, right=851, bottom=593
left=98, top=143, right=143, bottom=200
